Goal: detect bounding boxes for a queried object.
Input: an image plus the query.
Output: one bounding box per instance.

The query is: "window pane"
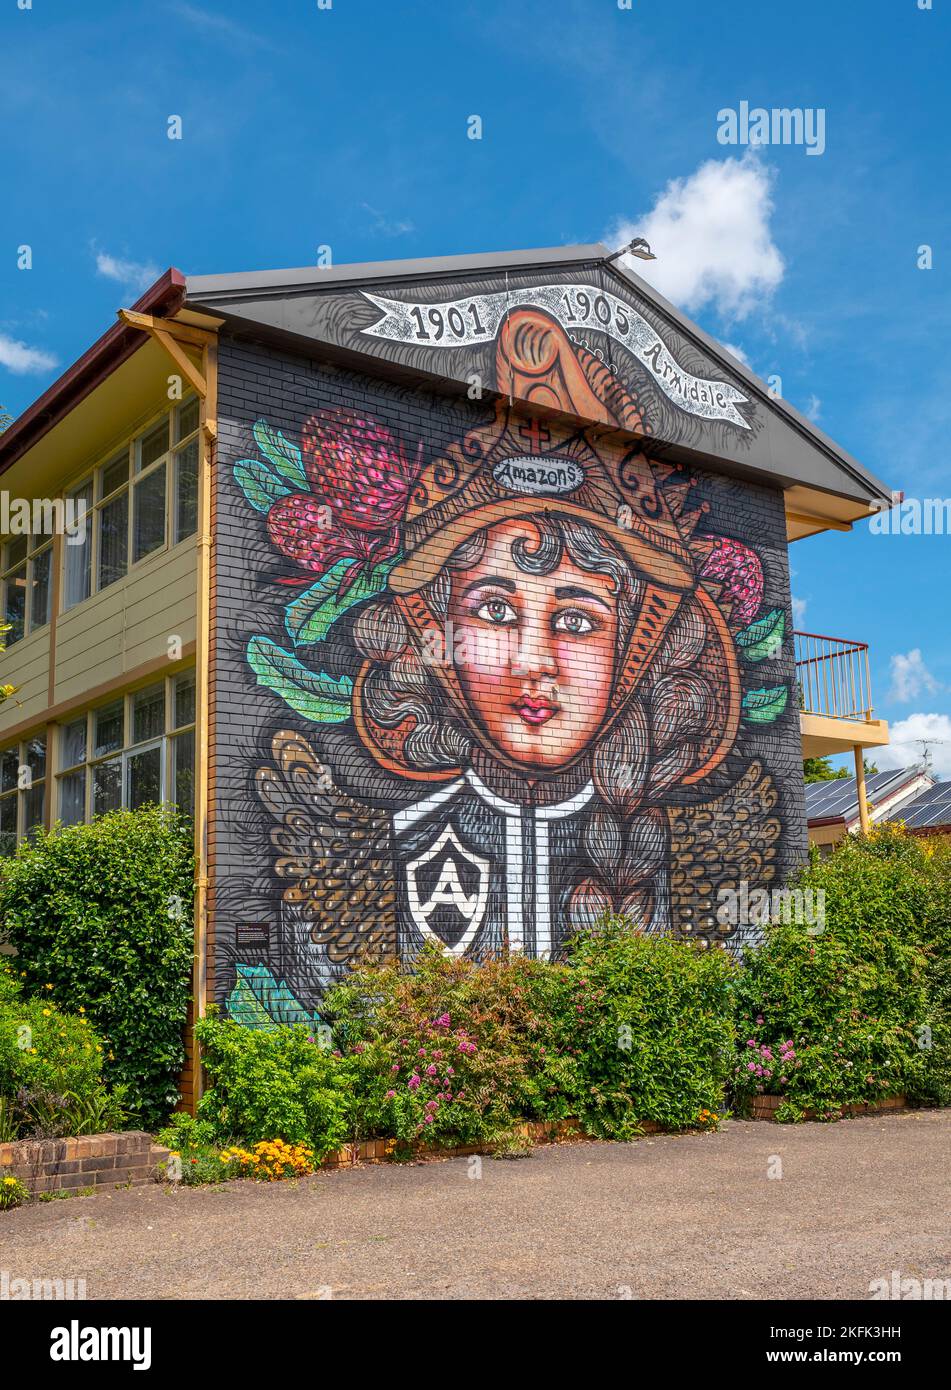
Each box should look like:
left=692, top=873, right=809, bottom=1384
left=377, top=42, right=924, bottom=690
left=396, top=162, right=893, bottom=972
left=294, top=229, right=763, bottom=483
left=174, top=672, right=196, bottom=728
left=98, top=491, right=129, bottom=589
left=25, top=737, right=46, bottom=781
left=174, top=440, right=198, bottom=543
left=4, top=537, right=28, bottom=571
left=177, top=397, right=200, bottom=441
left=172, top=730, right=194, bottom=816
left=64, top=482, right=93, bottom=608
left=133, top=684, right=164, bottom=743
left=29, top=547, right=52, bottom=630
left=93, top=758, right=121, bottom=816
left=94, top=700, right=124, bottom=757
left=138, top=422, right=169, bottom=472
left=58, top=769, right=86, bottom=827
left=3, top=567, right=26, bottom=645
left=0, top=795, right=16, bottom=856
left=100, top=453, right=128, bottom=499
left=133, top=464, right=166, bottom=561
left=23, top=780, right=45, bottom=840
left=0, top=751, right=18, bottom=794
left=127, top=745, right=162, bottom=810
left=61, top=716, right=87, bottom=769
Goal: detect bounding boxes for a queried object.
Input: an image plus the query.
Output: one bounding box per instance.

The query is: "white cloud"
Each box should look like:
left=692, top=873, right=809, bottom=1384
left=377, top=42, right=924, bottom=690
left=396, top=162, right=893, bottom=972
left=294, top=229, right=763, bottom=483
left=792, top=595, right=808, bottom=626
left=875, top=712, right=951, bottom=778
left=606, top=152, right=784, bottom=320
left=95, top=252, right=161, bottom=294
left=360, top=203, right=414, bottom=237
left=721, top=341, right=751, bottom=368
left=889, top=649, right=941, bottom=704
left=0, top=332, right=58, bottom=375
left=805, top=394, right=822, bottom=422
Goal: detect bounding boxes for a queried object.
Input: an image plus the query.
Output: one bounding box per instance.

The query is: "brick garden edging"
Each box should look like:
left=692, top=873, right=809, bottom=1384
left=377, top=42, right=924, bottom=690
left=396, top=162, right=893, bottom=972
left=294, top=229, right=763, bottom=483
left=320, top=1117, right=662, bottom=1167
left=749, top=1094, right=908, bottom=1121
left=0, top=1131, right=171, bottom=1196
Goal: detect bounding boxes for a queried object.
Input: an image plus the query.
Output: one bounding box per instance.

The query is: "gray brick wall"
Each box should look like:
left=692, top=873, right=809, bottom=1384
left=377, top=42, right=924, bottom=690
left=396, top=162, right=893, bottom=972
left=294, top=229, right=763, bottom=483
left=211, top=335, right=807, bottom=1020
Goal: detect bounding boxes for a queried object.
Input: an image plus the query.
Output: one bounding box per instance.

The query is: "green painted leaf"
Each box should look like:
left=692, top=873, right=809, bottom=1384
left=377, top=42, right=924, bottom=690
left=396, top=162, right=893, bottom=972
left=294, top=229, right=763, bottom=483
left=736, top=607, right=785, bottom=662
left=252, top=419, right=307, bottom=489
left=226, top=964, right=319, bottom=1030
left=234, top=458, right=294, bottom=513
left=247, top=636, right=352, bottom=723
left=286, top=558, right=397, bottom=646
left=742, top=684, right=789, bottom=724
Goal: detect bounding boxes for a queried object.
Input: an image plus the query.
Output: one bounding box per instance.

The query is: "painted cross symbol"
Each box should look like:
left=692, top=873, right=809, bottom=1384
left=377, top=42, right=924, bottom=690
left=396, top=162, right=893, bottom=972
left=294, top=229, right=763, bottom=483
left=518, top=419, right=551, bottom=452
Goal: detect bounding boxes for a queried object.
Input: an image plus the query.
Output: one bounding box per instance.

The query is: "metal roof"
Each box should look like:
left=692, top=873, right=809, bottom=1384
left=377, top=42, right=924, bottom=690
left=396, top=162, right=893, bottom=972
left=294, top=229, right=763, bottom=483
left=805, top=768, right=926, bottom=822
left=884, top=779, right=951, bottom=829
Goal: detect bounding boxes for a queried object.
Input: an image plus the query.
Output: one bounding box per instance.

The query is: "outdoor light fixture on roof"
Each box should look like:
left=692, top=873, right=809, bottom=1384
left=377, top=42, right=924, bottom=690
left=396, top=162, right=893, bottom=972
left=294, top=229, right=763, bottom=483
left=603, top=237, right=657, bottom=265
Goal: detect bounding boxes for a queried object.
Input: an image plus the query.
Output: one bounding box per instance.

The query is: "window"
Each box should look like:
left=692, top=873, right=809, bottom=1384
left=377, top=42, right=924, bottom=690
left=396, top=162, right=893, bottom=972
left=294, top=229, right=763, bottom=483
left=53, top=670, right=196, bottom=828
left=1, top=535, right=53, bottom=644
left=61, top=397, right=200, bottom=613
left=0, top=736, right=47, bottom=855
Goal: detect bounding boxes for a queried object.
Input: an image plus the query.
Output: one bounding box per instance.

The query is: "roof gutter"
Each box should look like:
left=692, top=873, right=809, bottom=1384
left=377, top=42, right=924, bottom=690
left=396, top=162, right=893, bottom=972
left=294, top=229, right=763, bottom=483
left=0, top=267, right=187, bottom=476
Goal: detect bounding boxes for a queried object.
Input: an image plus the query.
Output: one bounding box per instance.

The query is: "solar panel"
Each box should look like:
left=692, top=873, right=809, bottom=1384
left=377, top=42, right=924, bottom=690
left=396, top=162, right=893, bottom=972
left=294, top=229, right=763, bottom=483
left=805, top=768, right=920, bottom=822
left=890, top=780, right=951, bottom=828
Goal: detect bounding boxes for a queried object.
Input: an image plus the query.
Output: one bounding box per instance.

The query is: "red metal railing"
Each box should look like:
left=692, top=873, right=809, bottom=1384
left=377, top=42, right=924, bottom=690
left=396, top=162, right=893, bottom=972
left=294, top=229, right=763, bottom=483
left=794, top=630, right=874, bottom=721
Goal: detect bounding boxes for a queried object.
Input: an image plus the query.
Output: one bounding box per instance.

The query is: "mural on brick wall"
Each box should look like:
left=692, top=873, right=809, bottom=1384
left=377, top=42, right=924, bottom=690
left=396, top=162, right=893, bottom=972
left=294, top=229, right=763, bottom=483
left=224, top=308, right=791, bottom=1023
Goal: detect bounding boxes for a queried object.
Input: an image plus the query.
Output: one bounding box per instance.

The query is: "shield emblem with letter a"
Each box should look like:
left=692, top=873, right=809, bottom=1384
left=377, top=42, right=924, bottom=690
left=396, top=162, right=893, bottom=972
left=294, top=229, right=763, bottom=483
left=405, top=824, right=490, bottom=956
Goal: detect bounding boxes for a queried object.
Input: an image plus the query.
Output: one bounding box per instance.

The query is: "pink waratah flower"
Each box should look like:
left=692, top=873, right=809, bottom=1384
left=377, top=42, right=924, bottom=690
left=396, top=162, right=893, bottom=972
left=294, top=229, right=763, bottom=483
left=434, top=1013, right=451, bottom=1029
left=746, top=1039, right=756, bottom=1047
left=747, top=1062, right=757, bottom=1071
left=423, top=1115, right=434, bottom=1124
left=408, top=1075, right=421, bottom=1091
left=433, top=1050, right=443, bottom=1060
left=385, top=1090, right=396, bottom=1099
left=418, top=1048, right=426, bottom=1057
left=425, top=1064, right=438, bottom=1076
left=390, top=1063, right=400, bottom=1072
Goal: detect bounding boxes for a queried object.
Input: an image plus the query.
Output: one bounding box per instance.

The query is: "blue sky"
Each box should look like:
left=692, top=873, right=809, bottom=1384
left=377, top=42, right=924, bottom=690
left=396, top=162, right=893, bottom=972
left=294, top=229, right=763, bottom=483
left=2, top=0, right=949, bottom=771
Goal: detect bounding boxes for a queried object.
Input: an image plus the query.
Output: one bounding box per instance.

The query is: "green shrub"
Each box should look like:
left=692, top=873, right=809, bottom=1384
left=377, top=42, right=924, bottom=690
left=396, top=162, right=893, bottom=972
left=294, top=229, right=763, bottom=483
left=0, top=990, right=126, bottom=1139
left=733, top=831, right=933, bottom=1118
left=554, top=921, right=737, bottom=1137
left=327, top=944, right=575, bottom=1148
left=0, top=807, right=194, bottom=1128
left=327, top=928, right=735, bottom=1146
left=194, top=1013, right=349, bottom=1162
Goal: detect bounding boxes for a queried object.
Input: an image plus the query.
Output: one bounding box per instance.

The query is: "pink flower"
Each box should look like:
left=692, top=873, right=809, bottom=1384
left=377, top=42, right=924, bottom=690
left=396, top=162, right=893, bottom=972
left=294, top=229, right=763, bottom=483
left=425, top=1063, right=438, bottom=1076
left=418, top=1048, right=426, bottom=1057
left=385, top=1089, right=396, bottom=1099
left=747, top=1062, right=757, bottom=1071
left=408, top=1074, right=421, bottom=1091
left=390, top=1063, right=400, bottom=1072
left=423, top=1114, right=434, bottom=1124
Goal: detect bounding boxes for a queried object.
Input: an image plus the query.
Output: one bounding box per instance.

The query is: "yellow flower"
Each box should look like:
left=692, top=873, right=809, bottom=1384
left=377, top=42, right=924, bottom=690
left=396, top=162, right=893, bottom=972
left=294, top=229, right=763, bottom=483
left=42, top=1008, right=51, bottom=1017
left=3, top=1177, right=17, bottom=1186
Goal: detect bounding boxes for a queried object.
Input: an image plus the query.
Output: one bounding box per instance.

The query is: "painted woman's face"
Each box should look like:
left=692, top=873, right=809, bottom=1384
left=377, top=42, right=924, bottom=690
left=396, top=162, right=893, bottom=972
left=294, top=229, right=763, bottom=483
left=447, top=519, right=621, bottom=771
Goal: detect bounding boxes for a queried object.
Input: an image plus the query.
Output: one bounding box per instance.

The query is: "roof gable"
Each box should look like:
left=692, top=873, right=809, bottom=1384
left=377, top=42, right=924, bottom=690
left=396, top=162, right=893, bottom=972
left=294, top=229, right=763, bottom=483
left=186, top=243, right=892, bottom=512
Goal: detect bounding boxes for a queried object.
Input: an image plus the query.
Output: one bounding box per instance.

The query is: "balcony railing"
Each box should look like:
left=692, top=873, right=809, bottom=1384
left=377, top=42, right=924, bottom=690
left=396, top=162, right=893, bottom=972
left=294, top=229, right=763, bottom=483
left=794, top=630, right=874, bottom=721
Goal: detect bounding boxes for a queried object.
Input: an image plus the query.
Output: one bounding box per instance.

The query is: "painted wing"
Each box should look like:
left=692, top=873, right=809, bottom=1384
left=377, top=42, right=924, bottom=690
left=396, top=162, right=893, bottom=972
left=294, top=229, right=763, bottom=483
left=667, top=759, right=782, bottom=945
left=255, top=730, right=396, bottom=967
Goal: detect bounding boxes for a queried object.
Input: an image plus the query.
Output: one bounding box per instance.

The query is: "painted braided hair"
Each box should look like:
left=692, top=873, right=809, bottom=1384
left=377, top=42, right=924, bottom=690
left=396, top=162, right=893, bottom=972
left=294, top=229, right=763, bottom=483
left=354, top=513, right=718, bottom=938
